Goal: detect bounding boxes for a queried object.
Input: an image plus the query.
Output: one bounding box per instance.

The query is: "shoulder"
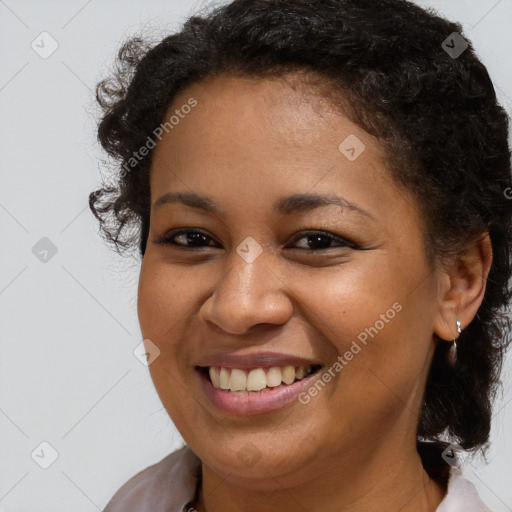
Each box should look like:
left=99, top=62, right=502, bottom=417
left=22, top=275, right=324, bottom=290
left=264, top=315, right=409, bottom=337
left=436, top=468, right=493, bottom=512
left=103, top=445, right=201, bottom=512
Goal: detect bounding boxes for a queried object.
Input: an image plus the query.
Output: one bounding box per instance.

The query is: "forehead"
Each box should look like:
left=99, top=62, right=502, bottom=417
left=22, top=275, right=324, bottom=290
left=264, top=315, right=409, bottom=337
left=150, top=73, right=391, bottom=196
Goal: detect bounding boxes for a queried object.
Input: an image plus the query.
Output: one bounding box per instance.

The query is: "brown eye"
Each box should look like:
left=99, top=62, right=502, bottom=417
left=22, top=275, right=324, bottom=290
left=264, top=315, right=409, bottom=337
left=288, top=231, right=357, bottom=250
left=153, top=229, right=221, bottom=248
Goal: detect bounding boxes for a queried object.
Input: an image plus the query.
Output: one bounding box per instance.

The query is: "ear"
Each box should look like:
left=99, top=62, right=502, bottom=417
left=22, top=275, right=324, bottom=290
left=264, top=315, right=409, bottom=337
left=433, top=232, right=493, bottom=341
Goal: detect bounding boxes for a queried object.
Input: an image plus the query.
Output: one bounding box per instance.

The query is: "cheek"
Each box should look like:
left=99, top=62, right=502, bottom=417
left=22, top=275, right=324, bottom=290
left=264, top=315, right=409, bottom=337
left=137, top=259, right=196, bottom=339
left=288, top=259, right=403, bottom=347
left=290, top=259, right=434, bottom=419
left=137, top=261, right=197, bottom=395
left=136, top=260, right=200, bottom=423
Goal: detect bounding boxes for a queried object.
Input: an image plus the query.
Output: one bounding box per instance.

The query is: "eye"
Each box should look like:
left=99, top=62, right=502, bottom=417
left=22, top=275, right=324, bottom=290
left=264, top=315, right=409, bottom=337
left=152, top=229, right=221, bottom=249
left=287, top=230, right=357, bottom=250
left=153, top=228, right=359, bottom=251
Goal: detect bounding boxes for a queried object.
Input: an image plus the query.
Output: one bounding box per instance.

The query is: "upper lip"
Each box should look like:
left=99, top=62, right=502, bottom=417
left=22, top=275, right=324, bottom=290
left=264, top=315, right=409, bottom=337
left=195, top=351, right=323, bottom=370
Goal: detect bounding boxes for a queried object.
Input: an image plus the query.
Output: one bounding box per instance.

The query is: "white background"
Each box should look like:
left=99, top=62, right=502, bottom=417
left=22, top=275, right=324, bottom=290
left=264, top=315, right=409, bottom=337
left=1, top=0, right=511, bottom=510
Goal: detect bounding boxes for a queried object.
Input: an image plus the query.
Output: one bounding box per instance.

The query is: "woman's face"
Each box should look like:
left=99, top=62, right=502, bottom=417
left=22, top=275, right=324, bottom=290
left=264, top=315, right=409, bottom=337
left=138, top=74, right=443, bottom=486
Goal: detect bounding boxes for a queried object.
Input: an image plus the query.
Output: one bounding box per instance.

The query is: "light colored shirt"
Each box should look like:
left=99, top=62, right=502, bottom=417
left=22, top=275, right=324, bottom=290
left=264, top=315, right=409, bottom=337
left=103, top=445, right=493, bottom=512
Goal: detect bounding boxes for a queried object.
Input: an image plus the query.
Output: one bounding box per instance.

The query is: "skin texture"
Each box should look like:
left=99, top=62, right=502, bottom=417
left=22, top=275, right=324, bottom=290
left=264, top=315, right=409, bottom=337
left=137, top=74, right=492, bottom=512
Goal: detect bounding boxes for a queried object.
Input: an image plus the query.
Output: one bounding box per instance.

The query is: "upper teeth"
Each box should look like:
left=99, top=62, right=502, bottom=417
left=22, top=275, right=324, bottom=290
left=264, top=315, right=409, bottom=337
left=208, top=365, right=314, bottom=392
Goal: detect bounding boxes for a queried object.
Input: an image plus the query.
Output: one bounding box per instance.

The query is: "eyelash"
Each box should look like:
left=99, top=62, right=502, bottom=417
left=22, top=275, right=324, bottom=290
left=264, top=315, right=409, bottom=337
left=152, top=228, right=358, bottom=251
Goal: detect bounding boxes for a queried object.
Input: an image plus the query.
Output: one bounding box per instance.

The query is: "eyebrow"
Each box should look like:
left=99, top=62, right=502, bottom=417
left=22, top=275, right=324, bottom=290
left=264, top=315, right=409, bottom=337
left=153, top=192, right=374, bottom=219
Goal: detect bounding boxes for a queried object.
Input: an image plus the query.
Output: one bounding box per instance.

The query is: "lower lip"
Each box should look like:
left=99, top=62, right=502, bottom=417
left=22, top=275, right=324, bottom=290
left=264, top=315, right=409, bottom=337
left=197, top=367, right=322, bottom=415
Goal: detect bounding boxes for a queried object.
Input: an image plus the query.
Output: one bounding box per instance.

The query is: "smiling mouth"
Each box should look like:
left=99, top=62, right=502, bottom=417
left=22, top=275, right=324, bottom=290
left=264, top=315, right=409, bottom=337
left=197, top=364, right=323, bottom=393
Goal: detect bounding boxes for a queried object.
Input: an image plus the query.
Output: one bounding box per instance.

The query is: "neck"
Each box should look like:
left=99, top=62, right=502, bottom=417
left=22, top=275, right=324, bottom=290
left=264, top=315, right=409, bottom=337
left=194, top=438, right=447, bottom=512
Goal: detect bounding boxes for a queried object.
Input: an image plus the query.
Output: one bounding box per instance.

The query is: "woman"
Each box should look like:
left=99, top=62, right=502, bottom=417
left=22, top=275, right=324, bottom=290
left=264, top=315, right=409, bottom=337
left=90, top=0, right=512, bottom=510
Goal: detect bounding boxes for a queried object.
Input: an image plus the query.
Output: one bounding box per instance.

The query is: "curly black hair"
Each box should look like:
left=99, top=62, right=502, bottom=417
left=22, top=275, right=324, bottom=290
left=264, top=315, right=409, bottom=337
left=89, top=0, right=512, bottom=481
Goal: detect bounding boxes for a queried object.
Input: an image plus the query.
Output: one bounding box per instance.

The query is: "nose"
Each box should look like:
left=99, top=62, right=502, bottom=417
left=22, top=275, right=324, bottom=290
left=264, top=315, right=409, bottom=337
left=198, top=251, right=294, bottom=335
